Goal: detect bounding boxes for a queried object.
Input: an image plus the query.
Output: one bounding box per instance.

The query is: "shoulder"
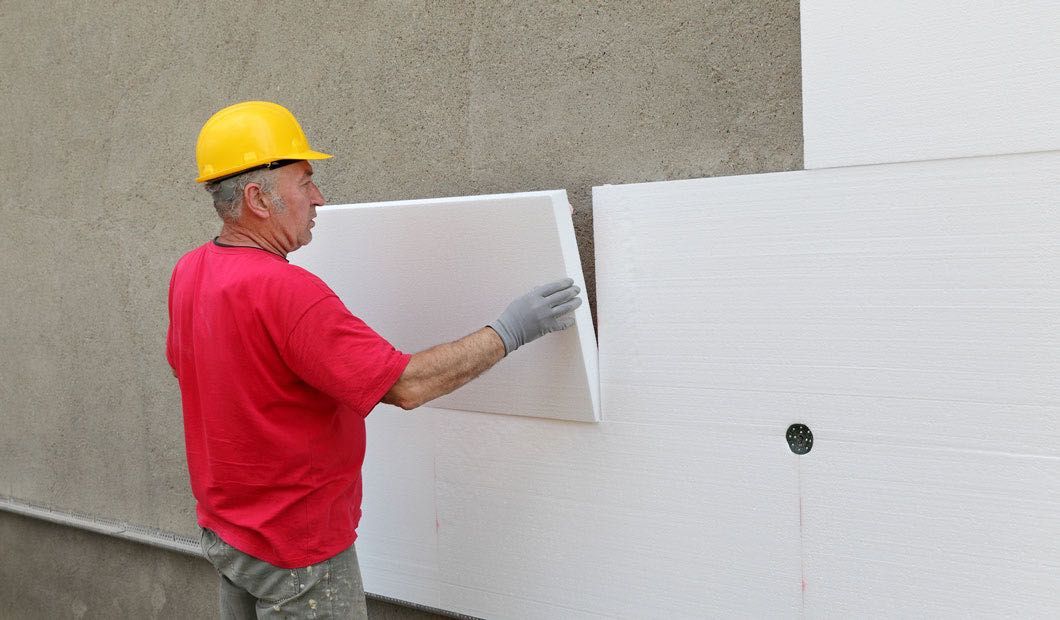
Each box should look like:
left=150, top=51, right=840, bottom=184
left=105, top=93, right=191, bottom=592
left=172, top=242, right=209, bottom=268
left=169, top=243, right=210, bottom=284
left=170, top=243, right=338, bottom=304
left=273, top=262, right=338, bottom=299
left=242, top=258, right=344, bottom=324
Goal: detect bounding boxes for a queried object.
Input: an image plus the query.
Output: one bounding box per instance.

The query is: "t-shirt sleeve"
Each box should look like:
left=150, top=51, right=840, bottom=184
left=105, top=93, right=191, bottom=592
left=282, top=294, right=411, bottom=416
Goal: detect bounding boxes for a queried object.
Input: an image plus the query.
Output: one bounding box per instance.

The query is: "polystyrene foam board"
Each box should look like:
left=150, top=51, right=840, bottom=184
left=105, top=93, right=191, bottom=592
left=289, top=190, right=598, bottom=423
left=594, top=150, right=1060, bottom=615
left=801, top=1, right=1060, bottom=168
left=330, top=154, right=1056, bottom=618
left=355, top=402, right=801, bottom=619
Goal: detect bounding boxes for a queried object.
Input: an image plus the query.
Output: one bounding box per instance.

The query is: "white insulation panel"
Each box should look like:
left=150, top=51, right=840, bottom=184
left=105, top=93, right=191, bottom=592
left=356, top=400, right=801, bottom=619
left=594, top=151, right=1060, bottom=616
left=290, top=190, right=598, bottom=423
left=299, top=192, right=798, bottom=618
left=298, top=155, right=1057, bottom=618
left=801, top=1, right=1060, bottom=168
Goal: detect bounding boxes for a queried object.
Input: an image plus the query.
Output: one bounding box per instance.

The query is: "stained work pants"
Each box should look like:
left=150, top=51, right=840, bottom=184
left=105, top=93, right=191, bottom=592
left=201, top=528, right=367, bottom=619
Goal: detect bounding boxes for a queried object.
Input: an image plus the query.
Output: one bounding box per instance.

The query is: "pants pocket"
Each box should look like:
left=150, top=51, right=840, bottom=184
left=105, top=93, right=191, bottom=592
left=200, top=528, right=227, bottom=565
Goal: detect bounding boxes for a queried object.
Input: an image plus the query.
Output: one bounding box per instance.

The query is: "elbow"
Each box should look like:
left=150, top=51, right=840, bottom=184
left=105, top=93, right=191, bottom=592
left=392, top=393, right=421, bottom=411
left=383, top=382, right=426, bottom=411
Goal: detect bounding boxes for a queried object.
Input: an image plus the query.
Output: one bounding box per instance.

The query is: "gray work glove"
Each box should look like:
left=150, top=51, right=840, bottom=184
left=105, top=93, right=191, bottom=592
left=489, top=278, right=583, bottom=356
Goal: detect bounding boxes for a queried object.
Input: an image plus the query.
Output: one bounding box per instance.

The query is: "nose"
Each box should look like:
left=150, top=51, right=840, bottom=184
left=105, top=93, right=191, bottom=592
left=311, top=181, right=325, bottom=206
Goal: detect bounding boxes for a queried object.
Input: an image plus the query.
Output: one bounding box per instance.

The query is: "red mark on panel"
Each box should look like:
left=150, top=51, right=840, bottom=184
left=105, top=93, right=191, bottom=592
left=798, top=459, right=807, bottom=607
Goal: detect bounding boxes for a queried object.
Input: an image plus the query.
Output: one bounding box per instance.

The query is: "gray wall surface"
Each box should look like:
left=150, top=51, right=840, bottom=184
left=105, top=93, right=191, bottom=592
left=0, top=512, right=451, bottom=620
left=0, top=0, right=801, bottom=616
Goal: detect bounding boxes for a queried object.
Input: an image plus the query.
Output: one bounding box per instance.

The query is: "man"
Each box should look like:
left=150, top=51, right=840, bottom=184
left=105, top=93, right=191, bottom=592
left=167, top=101, right=582, bottom=618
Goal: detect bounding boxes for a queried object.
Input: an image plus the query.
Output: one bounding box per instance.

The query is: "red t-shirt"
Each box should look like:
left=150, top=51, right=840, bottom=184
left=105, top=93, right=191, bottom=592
left=166, top=241, right=410, bottom=568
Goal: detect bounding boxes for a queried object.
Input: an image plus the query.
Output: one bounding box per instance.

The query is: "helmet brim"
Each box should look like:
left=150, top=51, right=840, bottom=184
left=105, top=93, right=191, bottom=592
left=289, top=150, right=333, bottom=161
left=196, top=150, right=333, bottom=183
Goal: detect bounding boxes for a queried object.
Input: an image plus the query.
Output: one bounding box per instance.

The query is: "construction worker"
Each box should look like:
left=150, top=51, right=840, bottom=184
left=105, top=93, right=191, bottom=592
left=167, top=101, right=582, bottom=619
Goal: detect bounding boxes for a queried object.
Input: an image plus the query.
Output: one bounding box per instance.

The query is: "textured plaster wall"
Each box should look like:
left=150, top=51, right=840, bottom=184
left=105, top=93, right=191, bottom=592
left=0, top=512, right=217, bottom=619
left=0, top=0, right=800, bottom=614
left=0, top=512, right=450, bottom=620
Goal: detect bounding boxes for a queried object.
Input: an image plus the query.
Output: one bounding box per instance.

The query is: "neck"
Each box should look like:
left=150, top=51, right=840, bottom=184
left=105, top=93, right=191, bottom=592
left=216, top=222, right=287, bottom=258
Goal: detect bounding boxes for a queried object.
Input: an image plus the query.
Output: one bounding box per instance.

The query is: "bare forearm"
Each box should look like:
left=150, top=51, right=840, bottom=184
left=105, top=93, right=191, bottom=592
left=380, top=278, right=582, bottom=410
left=382, top=327, right=505, bottom=410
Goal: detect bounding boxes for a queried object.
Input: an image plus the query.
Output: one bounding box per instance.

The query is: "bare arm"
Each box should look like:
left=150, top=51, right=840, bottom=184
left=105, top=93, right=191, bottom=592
left=382, top=327, right=505, bottom=410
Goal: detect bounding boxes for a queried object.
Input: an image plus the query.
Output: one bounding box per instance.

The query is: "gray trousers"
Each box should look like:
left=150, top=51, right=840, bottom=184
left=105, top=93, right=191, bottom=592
left=200, top=528, right=368, bottom=619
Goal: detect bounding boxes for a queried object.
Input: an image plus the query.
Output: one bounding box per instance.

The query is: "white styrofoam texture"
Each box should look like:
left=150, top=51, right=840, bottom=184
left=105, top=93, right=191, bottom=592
left=801, top=1, right=1060, bottom=168
left=357, top=403, right=802, bottom=619
left=595, top=150, right=1060, bottom=616
left=310, top=154, right=1056, bottom=618
left=289, top=190, right=598, bottom=423
left=300, top=192, right=798, bottom=617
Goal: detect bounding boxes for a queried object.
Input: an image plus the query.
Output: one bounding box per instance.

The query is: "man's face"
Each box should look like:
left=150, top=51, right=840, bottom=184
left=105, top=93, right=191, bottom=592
left=267, top=161, right=325, bottom=253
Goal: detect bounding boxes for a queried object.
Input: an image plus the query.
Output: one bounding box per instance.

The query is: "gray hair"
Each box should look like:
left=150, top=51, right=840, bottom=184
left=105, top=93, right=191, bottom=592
left=203, top=167, right=284, bottom=221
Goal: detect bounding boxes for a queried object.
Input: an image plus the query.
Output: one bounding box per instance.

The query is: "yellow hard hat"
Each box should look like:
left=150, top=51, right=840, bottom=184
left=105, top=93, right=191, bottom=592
left=195, top=101, right=332, bottom=183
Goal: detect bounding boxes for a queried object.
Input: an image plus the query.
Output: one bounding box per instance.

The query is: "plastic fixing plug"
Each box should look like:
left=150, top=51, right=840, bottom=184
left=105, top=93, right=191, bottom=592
left=786, top=423, right=813, bottom=455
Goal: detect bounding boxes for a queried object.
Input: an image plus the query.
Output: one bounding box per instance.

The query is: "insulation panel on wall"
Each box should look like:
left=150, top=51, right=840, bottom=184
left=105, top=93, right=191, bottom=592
left=303, top=154, right=1056, bottom=618
left=297, top=190, right=800, bottom=617
left=289, top=190, right=598, bottom=423
left=594, top=150, right=1059, bottom=616
left=355, top=401, right=801, bottom=619
left=801, top=1, right=1060, bottom=168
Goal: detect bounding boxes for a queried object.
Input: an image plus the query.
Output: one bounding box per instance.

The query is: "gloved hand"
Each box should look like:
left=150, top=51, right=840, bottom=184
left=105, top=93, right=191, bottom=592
left=489, top=278, right=583, bottom=356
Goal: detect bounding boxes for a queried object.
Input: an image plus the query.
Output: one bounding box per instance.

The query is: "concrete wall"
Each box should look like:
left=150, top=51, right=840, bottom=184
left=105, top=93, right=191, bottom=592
left=0, top=511, right=450, bottom=619
left=0, top=1, right=801, bottom=616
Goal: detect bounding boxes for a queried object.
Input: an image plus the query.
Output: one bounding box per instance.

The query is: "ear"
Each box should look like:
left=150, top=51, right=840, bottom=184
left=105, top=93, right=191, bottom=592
left=242, top=182, right=272, bottom=220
